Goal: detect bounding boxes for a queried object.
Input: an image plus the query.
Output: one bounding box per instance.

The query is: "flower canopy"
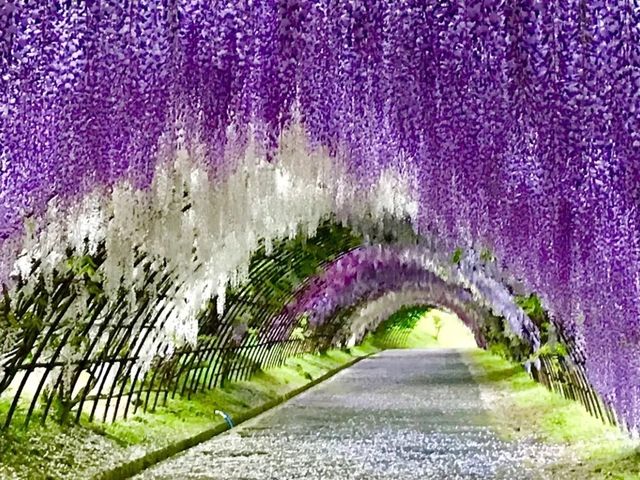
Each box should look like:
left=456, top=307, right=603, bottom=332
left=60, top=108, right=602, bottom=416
left=1, top=2, right=639, bottom=428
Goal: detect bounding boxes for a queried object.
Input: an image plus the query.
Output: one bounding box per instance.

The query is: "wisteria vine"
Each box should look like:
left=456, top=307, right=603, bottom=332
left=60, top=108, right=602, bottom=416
left=1, top=2, right=639, bottom=429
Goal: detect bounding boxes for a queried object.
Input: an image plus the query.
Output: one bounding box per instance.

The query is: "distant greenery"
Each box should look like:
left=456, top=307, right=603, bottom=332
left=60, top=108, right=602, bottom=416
left=372, top=307, right=476, bottom=350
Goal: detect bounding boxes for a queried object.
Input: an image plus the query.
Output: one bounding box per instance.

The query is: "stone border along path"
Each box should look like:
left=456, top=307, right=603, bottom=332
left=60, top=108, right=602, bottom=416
left=133, top=349, right=565, bottom=480
left=93, top=353, right=372, bottom=480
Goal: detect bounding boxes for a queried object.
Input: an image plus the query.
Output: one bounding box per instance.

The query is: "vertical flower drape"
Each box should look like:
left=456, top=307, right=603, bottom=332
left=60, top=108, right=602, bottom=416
left=1, top=2, right=639, bottom=428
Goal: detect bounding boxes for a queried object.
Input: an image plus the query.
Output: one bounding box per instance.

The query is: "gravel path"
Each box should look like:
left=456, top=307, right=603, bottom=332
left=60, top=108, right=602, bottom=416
left=135, top=349, right=562, bottom=480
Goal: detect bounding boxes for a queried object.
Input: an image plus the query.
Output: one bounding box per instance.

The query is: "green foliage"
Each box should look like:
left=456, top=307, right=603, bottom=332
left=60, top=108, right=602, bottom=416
left=377, top=306, right=428, bottom=331
left=224, top=220, right=362, bottom=336
left=66, top=255, right=99, bottom=280
left=533, top=341, right=568, bottom=358
left=515, top=293, right=572, bottom=365
left=451, top=247, right=464, bottom=265
left=516, top=293, right=548, bottom=332
left=480, top=292, right=573, bottom=368
left=480, top=313, right=533, bottom=363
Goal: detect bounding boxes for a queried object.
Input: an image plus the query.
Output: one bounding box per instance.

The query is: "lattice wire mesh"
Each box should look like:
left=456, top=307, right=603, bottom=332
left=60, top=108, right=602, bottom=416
left=0, top=221, right=361, bottom=428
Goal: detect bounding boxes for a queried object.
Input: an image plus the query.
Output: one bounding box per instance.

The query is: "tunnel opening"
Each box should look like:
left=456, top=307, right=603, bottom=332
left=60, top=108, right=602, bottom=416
left=354, top=306, right=476, bottom=351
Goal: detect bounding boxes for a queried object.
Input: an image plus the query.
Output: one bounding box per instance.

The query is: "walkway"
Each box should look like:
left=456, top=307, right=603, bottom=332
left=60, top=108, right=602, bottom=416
left=135, top=349, right=558, bottom=479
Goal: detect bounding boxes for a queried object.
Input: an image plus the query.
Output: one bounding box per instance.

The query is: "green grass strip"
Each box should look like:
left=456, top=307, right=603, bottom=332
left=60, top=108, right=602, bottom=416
left=466, top=348, right=640, bottom=480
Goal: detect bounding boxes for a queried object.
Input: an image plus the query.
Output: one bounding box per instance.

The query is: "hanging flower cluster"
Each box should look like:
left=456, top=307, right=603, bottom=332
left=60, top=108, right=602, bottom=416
left=1, top=3, right=639, bottom=428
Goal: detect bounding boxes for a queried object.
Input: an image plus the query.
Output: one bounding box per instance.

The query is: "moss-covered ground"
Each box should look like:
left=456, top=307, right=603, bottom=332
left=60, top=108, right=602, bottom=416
left=466, top=349, right=640, bottom=479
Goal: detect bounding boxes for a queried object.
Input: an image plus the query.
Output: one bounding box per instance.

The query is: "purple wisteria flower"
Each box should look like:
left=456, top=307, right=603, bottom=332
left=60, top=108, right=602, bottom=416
left=0, top=2, right=639, bottom=429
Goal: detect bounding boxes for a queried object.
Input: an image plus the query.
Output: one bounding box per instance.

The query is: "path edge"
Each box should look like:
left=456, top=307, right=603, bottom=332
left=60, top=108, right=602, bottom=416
left=93, top=352, right=374, bottom=480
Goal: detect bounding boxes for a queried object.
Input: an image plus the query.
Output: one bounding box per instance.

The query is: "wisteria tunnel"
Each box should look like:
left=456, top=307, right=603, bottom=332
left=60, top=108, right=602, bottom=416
left=0, top=1, right=639, bottom=479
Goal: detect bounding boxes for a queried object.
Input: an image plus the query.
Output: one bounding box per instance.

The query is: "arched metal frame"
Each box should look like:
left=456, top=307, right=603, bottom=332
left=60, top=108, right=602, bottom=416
left=0, top=222, right=362, bottom=428
left=0, top=219, right=620, bottom=432
left=285, top=272, right=620, bottom=430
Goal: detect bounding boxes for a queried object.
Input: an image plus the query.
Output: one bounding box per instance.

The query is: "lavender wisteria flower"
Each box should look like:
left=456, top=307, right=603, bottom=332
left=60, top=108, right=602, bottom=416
left=270, top=245, right=537, bottom=349
left=1, top=2, right=639, bottom=428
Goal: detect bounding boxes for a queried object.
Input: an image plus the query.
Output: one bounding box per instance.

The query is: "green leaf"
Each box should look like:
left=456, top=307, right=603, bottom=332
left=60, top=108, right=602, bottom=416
left=451, top=248, right=463, bottom=265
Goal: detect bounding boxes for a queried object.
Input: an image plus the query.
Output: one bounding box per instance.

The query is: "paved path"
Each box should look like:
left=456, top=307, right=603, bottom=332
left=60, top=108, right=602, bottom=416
left=136, top=349, right=558, bottom=480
